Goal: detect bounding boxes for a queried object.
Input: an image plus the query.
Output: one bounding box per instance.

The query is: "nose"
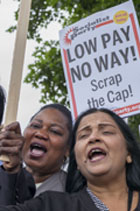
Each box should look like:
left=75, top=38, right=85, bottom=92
left=88, top=131, right=101, bottom=144
left=35, top=128, right=49, bottom=141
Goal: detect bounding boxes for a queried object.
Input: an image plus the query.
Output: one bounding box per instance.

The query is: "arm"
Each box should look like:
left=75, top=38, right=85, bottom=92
left=0, top=193, right=45, bottom=211
left=0, top=122, right=36, bottom=205
left=0, top=166, right=35, bottom=205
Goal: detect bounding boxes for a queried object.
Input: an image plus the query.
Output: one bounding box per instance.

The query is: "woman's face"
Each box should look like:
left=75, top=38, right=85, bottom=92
left=74, top=111, right=129, bottom=182
left=22, top=108, right=69, bottom=175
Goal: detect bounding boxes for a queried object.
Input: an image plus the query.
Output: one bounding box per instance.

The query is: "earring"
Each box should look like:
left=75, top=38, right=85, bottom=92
left=126, top=155, right=132, bottom=163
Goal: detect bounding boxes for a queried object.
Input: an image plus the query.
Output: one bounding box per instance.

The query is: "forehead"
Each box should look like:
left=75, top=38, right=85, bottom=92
left=77, top=111, right=119, bottom=131
left=33, top=108, right=68, bottom=125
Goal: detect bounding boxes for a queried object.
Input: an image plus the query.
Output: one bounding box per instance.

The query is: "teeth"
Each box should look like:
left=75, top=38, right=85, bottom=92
left=88, top=148, right=104, bottom=160
left=30, top=143, right=47, bottom=152
left=91, top=149, right=101, bottom=153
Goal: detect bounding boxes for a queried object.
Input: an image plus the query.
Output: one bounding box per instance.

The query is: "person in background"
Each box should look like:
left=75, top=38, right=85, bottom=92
left=0, top=103, right=72, bottom=204
left=0, top=85, right=6, bottom=125
left=0, top=85, right=6, bottom=168
left=0, top=107, right=140, bottom=211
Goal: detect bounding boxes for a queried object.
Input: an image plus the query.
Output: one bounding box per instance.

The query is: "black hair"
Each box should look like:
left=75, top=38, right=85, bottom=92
left=0, top=86, right=6, bottom=125
left=66, top=107, right=140, bottom=193
left=30, top=103, right=72, bottom=145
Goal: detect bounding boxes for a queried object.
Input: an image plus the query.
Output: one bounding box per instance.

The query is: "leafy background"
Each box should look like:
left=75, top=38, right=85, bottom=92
left=8, top=0, right=140, bottom=140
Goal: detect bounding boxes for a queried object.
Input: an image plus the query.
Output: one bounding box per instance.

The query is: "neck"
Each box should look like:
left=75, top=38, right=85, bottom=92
left=26, top=166, right=59, bottom=184
left=88, top=180, right=128, bottom=199
left=86, top=169, right=139, bottom=211
left=88, top=182, right=129, bottom=211
left=87, top=181, right=139, bottom=211
left=87, top=172, right=130, bottom=210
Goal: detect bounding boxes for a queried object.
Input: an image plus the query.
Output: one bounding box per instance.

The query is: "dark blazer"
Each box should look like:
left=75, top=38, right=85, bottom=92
left=0, top=187, right=140, bottom=211
left=0, top=166, right=35, bottom=205
left=0, top=188, right=98, bottom=211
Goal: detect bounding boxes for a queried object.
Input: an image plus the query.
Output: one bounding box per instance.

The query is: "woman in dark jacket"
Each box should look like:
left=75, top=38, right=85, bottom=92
left=0, top=103, right=72, bottom=205
left=0, top=108, right=140, bottom=211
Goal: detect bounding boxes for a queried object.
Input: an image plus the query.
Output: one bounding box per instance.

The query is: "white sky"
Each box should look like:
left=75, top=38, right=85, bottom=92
left=0, top=0, right=61, bottom=130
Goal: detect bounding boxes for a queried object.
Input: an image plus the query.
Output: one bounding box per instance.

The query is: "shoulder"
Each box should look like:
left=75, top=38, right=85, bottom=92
left=35, top=170, right=67, bottom=196
left=36, top=187, right=98, bottom=211
left=135, top=191, right=140, bottom=210
left=0, top=188, right=98, bottom=211
left=0, top=165, right=18, bottom=186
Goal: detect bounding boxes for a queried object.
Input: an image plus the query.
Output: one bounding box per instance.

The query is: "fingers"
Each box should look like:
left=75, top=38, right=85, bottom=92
left=0, top=146, right=22, bottom=156
left=4, top=121, right=21, bottom=134
left=0, top=130, right=22, bottom=140
left=0, top=138, right=24, bottom=155
left=0, top=122, right=24, bottom=173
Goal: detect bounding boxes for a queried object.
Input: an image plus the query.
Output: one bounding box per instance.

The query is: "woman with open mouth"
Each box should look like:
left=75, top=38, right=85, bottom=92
left=0, top=103, right=72, bottom=204
left=0, top=107, right=140, bottom=211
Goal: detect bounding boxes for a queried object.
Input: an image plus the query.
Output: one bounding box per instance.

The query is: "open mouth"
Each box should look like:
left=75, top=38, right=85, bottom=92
left=88, top=148, right=106, bottom=162
left=30, top=142, right=47, bottom=157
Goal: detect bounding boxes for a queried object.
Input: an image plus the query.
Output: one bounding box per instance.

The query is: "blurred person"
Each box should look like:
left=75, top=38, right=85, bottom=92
left=0, top=85, right=6, bottom=125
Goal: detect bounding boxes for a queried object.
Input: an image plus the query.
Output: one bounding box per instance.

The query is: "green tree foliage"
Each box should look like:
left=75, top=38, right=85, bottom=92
left=8, top=0, right=140, bottom=106
left=9, top=0, right=140, bottom=138
left=128, top=114, right=140, bottom=141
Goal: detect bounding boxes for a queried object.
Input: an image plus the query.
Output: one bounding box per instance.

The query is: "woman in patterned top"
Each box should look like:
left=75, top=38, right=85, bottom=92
left=66, top=108, right=140, bottom=210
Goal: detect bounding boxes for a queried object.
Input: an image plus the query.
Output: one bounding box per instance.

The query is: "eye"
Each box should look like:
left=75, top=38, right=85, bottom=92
left=77, top=133, right=89, bottom=140
left=103, top=130, right=114, bottom=135
left=49, top=128, right=63, bottom=136
left=29, top=123, right=42, bottom=129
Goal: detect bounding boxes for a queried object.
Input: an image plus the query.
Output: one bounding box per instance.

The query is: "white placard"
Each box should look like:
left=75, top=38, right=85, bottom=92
left=59, top=1, right=140, bottom=119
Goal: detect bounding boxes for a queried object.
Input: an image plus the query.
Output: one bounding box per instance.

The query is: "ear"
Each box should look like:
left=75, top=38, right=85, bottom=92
left=126, top=154, right=132, bottom=164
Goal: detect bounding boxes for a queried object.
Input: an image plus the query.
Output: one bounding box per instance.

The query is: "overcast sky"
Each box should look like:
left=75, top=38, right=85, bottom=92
left=0, top=0, right=61, bottom=130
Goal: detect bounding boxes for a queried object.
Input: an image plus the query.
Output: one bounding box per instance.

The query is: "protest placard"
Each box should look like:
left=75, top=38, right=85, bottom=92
left=59, top=1, right=140, bottom=119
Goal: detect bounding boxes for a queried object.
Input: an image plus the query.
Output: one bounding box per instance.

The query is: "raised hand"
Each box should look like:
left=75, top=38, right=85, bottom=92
left=0, top=122, right=25, bottom=173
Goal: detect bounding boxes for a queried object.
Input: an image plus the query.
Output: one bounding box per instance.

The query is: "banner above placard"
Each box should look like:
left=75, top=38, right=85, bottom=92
left=59, top=1, right=140, bottom=119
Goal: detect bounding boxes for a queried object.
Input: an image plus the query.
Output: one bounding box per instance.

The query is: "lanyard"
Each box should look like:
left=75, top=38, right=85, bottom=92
left=128, top=189, right=133, bottom=211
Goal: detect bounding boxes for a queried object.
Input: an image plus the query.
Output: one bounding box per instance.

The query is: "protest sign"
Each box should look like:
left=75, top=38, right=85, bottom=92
left=59, top=1, right=140, bottom=119
left=0, top=0, right=32, bottom=162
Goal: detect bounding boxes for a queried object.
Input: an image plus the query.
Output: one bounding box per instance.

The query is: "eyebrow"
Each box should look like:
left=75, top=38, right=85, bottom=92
left=33, top=119, right=42, bottom=123
left=32, top=118, right=65, bottom=129
left=98, top=123, right=116, bottom=129
left=77, top=123, right=116, bottom=134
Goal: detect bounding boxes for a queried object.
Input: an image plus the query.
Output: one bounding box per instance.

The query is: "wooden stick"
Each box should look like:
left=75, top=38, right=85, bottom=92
left=0, top=0, right=32, bottom=162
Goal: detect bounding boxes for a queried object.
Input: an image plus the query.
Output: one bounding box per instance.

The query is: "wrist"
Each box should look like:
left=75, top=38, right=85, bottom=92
left=2, top=162, right=22, bottom=174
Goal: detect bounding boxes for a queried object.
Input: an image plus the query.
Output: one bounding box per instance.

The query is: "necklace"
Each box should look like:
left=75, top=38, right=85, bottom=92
left=86, top=187, right=133, bottom=211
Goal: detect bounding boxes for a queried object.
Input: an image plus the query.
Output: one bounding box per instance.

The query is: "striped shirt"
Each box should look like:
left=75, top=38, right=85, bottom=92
left=86, top=187, right=109, bottom=211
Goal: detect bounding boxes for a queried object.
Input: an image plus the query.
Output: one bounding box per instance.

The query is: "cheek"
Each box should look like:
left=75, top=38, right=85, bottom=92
left=51, top=135, right=68, bottom=150
left=23, top=130, right=32, bottom=147
left=74, top=143, right=84, bottom=165
left=109, top=139, right=128, bottom=161
left=22, top=140, right=29, bottom=157
left=22, top=132, right=32, bottom=156
left=23, top=129, right=31, bottom=139
left=107, top=135, right=126, bottom=150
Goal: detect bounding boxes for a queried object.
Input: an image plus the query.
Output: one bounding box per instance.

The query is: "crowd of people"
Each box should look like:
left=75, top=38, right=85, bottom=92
left=0, top=87, right=140, bottom=211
